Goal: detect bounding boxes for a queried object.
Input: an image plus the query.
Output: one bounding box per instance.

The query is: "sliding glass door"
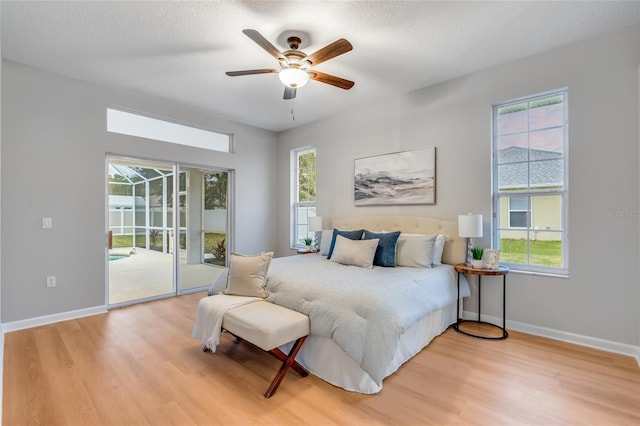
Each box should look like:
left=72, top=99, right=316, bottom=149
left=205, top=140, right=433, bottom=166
left=107, top=157, right=231, bottom=306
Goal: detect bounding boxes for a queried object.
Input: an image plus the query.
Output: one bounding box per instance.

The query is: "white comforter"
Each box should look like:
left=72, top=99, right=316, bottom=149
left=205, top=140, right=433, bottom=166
left=209, top=255, right=469, bottom=387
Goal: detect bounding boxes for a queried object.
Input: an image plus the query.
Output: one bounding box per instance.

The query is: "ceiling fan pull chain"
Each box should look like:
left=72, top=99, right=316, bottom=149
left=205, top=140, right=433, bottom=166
left=291, top=102, right=296, bottom=122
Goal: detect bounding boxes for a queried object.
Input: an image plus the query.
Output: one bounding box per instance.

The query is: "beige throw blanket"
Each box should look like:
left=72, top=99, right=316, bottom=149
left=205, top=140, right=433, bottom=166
left=191, top=294, right=262, bottom=351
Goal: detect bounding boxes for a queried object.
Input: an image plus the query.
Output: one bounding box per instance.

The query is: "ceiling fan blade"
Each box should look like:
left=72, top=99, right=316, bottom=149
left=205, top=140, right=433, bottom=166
left=225, top=69, right=279, bottom=76
left=283, top=87, right=297, bottom=100
left=309, top=71, right=355, bottom=90
left=306, top=38, right=353, bottom=66
left=242, top=29, right=285, bottom=62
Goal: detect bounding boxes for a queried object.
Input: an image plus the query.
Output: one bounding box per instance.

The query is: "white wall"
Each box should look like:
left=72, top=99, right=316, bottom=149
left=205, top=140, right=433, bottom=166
left=1, top=60, right=278, bottom=323
left=277, top=24, right=640, bottom=347
left=0, top=7, right=4, bottom=417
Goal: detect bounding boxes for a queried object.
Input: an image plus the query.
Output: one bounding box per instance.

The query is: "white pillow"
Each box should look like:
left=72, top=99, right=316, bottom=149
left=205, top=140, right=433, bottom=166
left=318, top=229, right=333, bottom=256
left=396, top=233, right=437, bottom=268
left=223, top=252, right=273, bottom=298
left=329, top=235, right=379, bottom=269
left=432, top=234, right=448, bottom=265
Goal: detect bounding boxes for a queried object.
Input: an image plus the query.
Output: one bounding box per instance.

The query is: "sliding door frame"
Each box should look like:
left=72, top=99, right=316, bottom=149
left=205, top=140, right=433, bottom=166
left=105, top=153, right=234, bottom=308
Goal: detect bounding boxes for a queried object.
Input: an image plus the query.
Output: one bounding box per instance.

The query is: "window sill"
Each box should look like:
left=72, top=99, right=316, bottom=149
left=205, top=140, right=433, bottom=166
left=506, top=268, right=569, bottom=279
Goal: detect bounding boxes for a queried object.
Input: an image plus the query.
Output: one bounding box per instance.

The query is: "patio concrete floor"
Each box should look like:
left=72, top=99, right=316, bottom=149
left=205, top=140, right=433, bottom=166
left=108, top=248, right=224, bottom=305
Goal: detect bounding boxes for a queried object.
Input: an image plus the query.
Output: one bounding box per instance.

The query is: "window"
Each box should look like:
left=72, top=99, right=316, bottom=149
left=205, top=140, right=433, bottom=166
left=107, top=108, right=231, bottom=153
left=291, top=147, right=316, bottom=248
left=508, top=196, right=529, bottom=228
left=493, top=89, right=568, bottom=275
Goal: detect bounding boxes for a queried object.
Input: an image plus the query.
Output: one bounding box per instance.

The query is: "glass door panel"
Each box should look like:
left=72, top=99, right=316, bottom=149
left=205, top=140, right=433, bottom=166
left=177, top=167, right=229, bottom=292
left=108, top=158, right=175, bottom=305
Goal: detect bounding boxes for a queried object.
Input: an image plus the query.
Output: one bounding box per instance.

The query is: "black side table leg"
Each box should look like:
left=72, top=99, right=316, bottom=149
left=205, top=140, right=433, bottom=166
left=477, top=276, right=482, bottom=322
left=503, top=274, right=507, bottom=337
left=456, top=271, right=460, bottom=328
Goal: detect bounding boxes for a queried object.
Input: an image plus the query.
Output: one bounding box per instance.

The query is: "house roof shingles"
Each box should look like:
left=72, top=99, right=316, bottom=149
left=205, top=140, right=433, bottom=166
left=498, top=146, right=563, bottom=190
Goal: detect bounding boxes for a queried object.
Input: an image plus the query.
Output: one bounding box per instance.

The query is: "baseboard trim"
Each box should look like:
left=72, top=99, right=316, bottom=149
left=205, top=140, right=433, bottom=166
left=2, top=305, right=107, bottom=333
left=1, top=323, right=4, bottom=426
left=462, top=310, right=640, bottom=363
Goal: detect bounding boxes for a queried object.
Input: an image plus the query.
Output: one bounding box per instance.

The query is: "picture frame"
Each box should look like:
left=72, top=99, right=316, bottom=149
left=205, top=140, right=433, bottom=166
left=483, top=249, right=500, bottom=270
left=354, top=147, right=436, bottom=206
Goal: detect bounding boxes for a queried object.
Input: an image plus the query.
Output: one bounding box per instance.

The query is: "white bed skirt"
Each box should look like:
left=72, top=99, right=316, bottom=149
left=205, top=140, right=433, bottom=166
left=282, top=301, right=457, bottom=394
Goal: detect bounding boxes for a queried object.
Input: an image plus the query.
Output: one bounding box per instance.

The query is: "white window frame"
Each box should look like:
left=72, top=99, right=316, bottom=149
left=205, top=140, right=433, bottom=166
left=291, top=146, right=317, bottom=249
left=492, top=89, right=569, bottom=276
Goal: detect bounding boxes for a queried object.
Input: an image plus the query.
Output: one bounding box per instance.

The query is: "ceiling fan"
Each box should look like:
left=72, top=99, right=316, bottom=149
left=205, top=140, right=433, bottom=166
left=226, top=29, right=354, bottom=100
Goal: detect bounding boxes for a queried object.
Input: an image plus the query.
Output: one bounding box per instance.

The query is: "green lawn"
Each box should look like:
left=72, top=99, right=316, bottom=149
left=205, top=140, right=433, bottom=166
left=500, top=238, right=562, bottom=267
left=112, top=235, right=135, bottom=248
left=112, top=233, right=226, bottom=262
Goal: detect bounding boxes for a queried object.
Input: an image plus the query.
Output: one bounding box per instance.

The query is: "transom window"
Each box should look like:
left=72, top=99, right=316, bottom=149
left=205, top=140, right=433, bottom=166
left=107, top=107, right=231, bottom=153
left=493, top=89, right=568, bottom=275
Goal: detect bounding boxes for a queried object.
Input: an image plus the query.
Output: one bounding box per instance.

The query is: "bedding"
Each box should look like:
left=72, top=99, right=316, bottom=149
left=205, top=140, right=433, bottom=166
left=269, top=255, right=468, bottom=385
left=206, top=215, right=469, bottom=393
left=209, top=254, right=469, bottom=389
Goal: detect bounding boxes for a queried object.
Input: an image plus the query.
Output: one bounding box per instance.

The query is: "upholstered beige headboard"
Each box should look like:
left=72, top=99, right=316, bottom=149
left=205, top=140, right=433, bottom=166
left=331, top=215, right=465, bottom=266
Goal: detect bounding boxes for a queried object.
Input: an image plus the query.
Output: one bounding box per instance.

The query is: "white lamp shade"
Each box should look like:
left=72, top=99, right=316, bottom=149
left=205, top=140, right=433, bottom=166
left=309, top=216, right=323, bottom=232
left=458, top=214, right=483, bottom=238
left=279, top=68, right=309, bottom=88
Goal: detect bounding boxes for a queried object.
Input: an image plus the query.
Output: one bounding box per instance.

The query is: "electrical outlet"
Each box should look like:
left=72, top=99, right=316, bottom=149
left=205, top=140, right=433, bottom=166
left=42, top=217, right=53, bottom=229
left=46, top=276, right=56, bottom=288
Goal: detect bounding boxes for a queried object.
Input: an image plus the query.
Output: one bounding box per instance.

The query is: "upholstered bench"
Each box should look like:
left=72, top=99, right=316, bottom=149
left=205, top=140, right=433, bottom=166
left=203, top=299, right=310, bottom=398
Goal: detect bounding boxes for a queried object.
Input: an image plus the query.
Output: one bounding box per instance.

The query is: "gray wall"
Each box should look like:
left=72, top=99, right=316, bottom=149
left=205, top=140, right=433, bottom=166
left=277, top=24, right=640, bottom=346
left=1, top=60, right=278, bottom=323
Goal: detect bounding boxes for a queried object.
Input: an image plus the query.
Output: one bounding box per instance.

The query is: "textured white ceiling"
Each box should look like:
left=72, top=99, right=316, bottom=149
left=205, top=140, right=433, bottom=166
left=2, top=1, right=639, bottom=132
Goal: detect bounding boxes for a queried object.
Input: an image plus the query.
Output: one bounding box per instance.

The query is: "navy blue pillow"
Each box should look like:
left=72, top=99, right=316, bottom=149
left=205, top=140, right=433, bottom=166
left=327, top=228, right=364, bottom=259
left=364, top=230, right=401, bottom=267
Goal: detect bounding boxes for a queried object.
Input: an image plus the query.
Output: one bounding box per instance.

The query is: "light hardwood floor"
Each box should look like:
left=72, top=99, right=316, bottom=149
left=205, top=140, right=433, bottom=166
left=3, top=292, right=639, bottom=425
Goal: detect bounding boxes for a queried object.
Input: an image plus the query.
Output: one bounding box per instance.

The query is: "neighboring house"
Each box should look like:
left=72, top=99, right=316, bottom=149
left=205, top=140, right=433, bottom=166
left=498, top=146, right=563, bottom=241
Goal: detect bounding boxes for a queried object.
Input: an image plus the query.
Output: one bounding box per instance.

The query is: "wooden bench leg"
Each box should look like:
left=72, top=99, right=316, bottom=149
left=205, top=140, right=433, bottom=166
left=268, top=348, right=309, bottom=377
left=264, top=336, right=307, bottom=398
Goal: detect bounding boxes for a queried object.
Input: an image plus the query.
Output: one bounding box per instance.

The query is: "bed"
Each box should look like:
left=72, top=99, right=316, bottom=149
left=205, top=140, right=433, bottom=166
left=208, top=215, right=470, bottom=394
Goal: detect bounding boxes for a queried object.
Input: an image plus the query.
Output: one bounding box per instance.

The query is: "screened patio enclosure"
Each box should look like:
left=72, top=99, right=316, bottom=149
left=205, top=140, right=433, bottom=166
left=107, top=158, right=229, bottom=306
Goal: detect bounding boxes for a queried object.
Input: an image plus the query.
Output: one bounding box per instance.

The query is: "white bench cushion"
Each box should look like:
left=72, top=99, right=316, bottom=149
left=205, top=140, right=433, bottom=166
left=223, top=301, right=310, bottom=351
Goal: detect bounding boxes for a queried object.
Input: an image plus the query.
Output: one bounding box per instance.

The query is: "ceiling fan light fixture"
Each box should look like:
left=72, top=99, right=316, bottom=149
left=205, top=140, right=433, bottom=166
left=279, top=67, right=309, bottom=88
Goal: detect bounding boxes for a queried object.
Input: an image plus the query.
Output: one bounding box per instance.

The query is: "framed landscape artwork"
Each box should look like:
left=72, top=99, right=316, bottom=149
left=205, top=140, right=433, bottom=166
left=354, top=147, right=436, bottom=206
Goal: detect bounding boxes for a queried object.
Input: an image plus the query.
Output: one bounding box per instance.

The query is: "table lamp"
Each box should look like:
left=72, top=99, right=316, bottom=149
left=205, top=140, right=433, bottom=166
left=458, top=213, right=483, bottom=265
left=309, top=216, right=323, bottom=249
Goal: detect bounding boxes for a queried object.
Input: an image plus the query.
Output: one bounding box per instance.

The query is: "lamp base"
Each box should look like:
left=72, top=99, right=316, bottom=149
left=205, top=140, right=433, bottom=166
left=466, top=238, right=474, bottom=266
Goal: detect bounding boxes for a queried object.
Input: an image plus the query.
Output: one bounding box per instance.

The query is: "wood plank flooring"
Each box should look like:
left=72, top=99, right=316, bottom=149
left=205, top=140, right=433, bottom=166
left=3, top=292, right=639, bottom=425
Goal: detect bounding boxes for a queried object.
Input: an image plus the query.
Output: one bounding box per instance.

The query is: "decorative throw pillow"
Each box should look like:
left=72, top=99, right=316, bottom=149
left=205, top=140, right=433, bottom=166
left=327, top=228, right=364, bottom=259
left=432, top=234, right=448, bottom=265
left=364, top=230, right=401, bottom=267
left=318, top=229, right=333, bottom=256
left=396, top=233, right=437, bottom=268
left=223, top=252, right=273, bottom=298
left=329, top=235, right=379, bottom=269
